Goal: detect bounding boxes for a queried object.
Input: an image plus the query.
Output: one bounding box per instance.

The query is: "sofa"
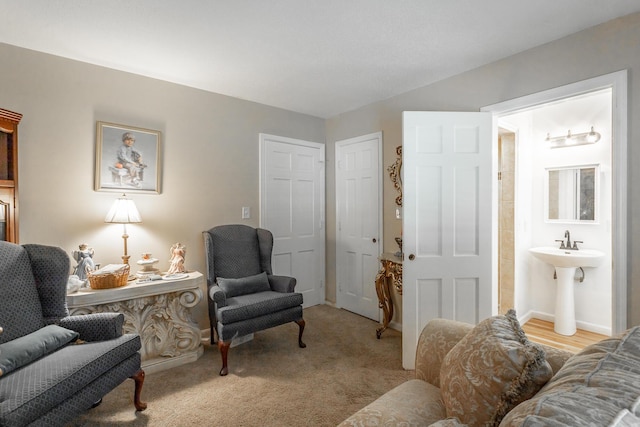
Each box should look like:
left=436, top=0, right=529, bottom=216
left=0, top=241, right=146, bottom=427
left=339, top=310, right=640, bottom=427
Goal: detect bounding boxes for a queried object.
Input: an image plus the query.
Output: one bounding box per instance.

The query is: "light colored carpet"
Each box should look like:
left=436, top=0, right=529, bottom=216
left=68, top=305, right=413, bottom=426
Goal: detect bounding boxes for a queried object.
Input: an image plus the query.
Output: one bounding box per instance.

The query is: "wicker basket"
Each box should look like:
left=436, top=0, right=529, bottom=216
left=88, top=264, right=130, bottom=289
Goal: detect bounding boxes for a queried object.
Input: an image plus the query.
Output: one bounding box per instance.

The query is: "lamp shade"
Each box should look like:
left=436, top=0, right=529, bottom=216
left=104, top=194, right=142, bottom=224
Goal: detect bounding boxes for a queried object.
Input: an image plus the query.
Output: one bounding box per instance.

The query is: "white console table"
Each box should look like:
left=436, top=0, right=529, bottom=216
left=67, top=271, right=205, bottom=374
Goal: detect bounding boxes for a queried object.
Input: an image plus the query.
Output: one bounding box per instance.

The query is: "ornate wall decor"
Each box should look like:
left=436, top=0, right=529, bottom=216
left=387, top=145, right=402, bottom=206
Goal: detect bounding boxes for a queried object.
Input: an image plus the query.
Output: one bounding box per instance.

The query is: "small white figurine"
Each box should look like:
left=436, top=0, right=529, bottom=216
left=72, top=243, right=96, bottom=281
left=167, top=242, right=186, bottom=275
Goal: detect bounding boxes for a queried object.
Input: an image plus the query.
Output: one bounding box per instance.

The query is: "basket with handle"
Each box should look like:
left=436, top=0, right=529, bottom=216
left=88, top=264, right=130, bottom=289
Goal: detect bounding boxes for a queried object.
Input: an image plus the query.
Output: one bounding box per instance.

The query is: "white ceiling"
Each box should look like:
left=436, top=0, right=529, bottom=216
left=2, top=1, right=640, bottom=118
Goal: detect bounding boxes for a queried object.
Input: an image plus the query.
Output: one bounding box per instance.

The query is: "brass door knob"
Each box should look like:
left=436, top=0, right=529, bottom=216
left=408, top=254, right=415, bottom=260
left=372, top=238, right=377, bottom=243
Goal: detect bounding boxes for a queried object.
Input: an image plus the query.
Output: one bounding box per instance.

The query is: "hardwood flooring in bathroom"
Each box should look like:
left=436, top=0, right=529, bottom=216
left=522, top=318, right=608, bottom=354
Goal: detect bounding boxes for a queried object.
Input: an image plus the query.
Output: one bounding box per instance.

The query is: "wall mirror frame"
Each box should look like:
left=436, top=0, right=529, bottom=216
left=388, top=145, right=402, bottom=206
left=544, top=164, right=599, bottom=224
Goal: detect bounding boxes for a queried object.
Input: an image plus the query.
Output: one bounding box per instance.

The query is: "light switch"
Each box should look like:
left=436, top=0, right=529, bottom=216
left=242, top=206, right=251, bottom=219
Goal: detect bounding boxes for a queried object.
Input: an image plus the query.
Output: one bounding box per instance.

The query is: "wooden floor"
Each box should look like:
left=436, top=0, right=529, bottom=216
left=522, top=318, right=608, bottom=354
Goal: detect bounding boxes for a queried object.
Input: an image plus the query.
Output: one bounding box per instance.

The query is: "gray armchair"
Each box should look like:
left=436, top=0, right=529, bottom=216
left=203, top=224, right=306, bottom=376
left=0, top=241, right=146, bottom=427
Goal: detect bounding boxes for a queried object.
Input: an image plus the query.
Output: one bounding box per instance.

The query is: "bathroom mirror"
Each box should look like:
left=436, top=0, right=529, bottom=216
left=546, top=165, right=598, bottom=223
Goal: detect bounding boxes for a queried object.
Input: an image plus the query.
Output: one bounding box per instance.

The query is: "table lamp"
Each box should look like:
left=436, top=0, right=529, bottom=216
left=104, top=194, right=141, bottom=265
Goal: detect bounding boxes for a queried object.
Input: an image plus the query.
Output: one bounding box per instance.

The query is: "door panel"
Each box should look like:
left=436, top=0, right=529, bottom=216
left=260, top=134, right=325, bottom=307
left=336, top=132, right=382, bottom=320
left=403, top=112, right=494, bottom=368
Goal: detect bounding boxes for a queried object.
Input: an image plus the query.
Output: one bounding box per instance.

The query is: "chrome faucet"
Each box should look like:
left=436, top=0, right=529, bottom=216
left=565, top=230, right=571, bottom=249
left=555, top=230, right=581, bottom=250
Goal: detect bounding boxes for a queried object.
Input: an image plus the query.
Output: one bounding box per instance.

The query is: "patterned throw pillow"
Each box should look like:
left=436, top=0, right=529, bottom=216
left=0, top=325, right=79, bottom=376
left=439, top=310, right=552, bottom=427
left=216, top=271, right=271, bottom=298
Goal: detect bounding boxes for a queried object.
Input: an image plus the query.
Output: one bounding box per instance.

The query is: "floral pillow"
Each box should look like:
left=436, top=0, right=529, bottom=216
left=439, top=310, right=552, bottom=427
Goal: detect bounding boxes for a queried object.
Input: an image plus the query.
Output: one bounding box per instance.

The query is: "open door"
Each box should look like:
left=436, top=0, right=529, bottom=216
left=402, top=111, right=495, bottom=369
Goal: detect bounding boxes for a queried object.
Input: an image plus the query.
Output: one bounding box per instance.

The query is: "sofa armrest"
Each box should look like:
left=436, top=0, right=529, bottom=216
left=209, top=285, right=227, bottom=307
left=415, top=318, right=474, bottom=387
left=58, top=313, right=124, bottom=341
left=268, top=275, right=296, bottom=293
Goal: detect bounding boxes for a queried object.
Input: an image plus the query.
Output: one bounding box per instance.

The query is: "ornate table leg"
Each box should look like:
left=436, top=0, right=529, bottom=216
left=375, top=265, right=393, bottom=339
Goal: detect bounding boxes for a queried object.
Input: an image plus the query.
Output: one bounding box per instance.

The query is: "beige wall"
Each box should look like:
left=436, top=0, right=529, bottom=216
left=3, top=11, right=640, bottom=333
left=0, top=43, right=326, bottom=334
left=325, top=12, right=640, bottom=328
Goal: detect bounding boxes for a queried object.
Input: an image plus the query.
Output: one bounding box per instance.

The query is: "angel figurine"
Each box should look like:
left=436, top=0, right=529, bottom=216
left=167, top=242, right=186, bottom=275
left=72, top=243, right=96, bottom=281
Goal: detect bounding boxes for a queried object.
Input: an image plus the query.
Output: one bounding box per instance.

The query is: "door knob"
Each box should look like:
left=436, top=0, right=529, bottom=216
left=372, top=238, right=377, bottom=243
left=408, top=254, right=415, bottom=260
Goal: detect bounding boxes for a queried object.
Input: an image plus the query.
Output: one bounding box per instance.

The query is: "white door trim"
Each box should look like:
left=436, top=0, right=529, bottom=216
left=482, top=70, right=628, bottom=334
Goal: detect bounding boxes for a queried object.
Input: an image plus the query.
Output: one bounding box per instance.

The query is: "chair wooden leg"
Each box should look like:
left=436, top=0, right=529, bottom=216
left=131, top=369, right=147, bottom=411
left=295, top=319, right=307, bottom=348
left=218, top=340, right=231, bottom=376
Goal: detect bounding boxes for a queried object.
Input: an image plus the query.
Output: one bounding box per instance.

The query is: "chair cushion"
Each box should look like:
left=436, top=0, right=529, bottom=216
left=0, top=334, right=140, bottom=426
left=0, top=325, right=79, bottom=376
left=217, top=271, right=271, bottom=298
left=439, top=310, right=552, bottom=427
left=216, top=291, right=303, bottom=324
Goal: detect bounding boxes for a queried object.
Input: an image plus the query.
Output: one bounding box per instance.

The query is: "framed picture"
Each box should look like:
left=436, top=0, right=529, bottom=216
left=95, top=121, right=162, bottom=194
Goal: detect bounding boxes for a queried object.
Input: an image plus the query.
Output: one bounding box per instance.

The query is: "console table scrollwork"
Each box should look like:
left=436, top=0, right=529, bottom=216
left=67, top=272, right=205, bottom=374
left=375, top=252, right=403, bottom=338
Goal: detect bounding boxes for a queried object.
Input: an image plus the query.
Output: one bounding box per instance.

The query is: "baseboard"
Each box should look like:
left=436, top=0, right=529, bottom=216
left=201, top=329, right=211, bottom=345
left=389, top=320, right=402, bottom=332
left=526, top=310, right=611, bottom=336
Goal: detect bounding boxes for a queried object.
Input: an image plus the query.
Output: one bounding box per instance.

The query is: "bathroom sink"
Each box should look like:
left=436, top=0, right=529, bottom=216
left=529, top=247, right=605, bottom=268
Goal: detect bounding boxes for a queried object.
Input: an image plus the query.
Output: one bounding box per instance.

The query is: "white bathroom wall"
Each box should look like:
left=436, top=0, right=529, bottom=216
left=506, top=90, right=613, bottom=334
left=499, top=114, right=535, bottom=320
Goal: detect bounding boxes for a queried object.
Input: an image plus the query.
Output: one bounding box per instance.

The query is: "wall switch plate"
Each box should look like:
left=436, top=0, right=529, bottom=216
left=242, top=206, right=251, bottom=219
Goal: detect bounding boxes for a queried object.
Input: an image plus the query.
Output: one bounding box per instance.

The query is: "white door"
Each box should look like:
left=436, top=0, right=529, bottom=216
left=260, top=134, right=325, bottom=307
left=335, top=132, right=382, bottom=320
left=402, top=112, right=495, bottom=369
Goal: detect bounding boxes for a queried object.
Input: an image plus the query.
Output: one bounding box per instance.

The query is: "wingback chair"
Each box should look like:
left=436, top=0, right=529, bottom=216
left=203, top=224, right=306, bottom=376
left=0, top=241, right=145, bottom=426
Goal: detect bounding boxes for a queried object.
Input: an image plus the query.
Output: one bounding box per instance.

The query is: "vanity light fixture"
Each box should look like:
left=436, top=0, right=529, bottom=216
left=546, top=126, right=601, bottom=148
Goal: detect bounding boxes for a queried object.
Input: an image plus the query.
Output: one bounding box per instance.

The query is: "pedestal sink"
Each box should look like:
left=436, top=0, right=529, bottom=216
left=529, top=247, right=605, bottom=336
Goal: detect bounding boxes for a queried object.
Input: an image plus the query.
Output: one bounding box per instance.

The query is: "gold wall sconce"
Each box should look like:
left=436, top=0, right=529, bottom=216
left=546, top=126, right=600, bottom=148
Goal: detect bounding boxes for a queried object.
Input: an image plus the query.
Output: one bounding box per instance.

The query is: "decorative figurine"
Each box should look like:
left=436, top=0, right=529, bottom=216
left=72, top=243, right=97, bottom=282
left=136, top=252, right=160, bottom=279
left=167, top=243, right=186, bottom=275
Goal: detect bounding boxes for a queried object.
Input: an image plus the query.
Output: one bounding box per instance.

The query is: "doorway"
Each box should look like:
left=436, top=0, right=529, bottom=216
left=483, top=70, right=628, bottom=336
